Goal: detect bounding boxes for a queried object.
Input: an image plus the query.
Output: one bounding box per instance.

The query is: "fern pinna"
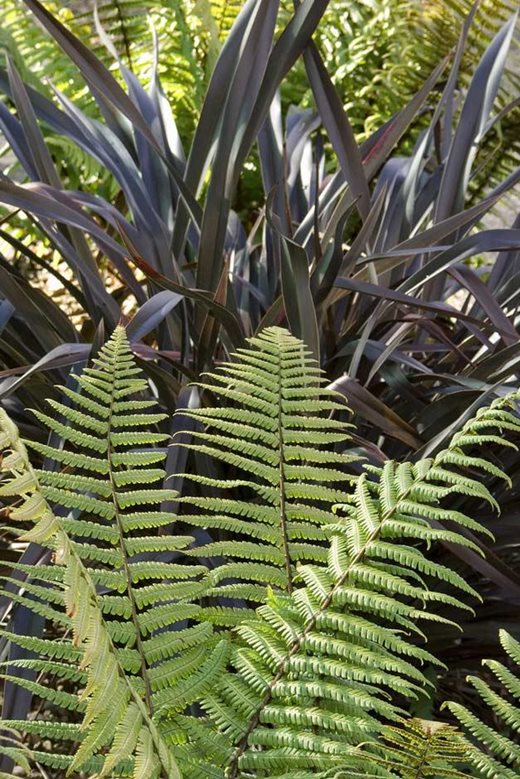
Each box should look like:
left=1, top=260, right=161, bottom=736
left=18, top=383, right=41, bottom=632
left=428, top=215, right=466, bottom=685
left=0, top=326, right=212, bottom=777
left=0, top=325, right=520, bottom=777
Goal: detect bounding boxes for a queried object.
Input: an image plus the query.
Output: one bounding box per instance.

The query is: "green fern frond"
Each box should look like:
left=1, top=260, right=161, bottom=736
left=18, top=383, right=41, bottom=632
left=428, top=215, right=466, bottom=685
left=175, top=326, right=359, bottom=614
left=2, top=324, right=520, bottom=777
left=447, top=629, right=520, bottom=778
left=181, top=383, right=520, bottom=777
left=0, top=325, right=219, bottom=776
left=0, top=406, right=180, bottom=777
left=363, top=718, right=469, bottom=778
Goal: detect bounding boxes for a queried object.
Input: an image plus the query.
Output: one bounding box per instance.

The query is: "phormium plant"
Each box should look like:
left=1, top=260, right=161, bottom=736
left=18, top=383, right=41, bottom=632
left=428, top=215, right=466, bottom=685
left=0, top=0, right=517, bottom=448
left=0, top=1, right=519, bottom=774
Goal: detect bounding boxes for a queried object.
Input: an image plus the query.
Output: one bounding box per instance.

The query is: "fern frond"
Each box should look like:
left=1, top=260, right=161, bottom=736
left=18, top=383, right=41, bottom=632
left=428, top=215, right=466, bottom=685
left=0, top=326, right=219, bottom=776
left=447, top=628, right=520, bottom=778
left=2, top=324, right=520, bottom=777
left=175, top=326, right=359, bottom=616
left=183, top=382, right=520, bottom=777
left=0, top=403, right=181, bottom=778
left=362, top=718, right=469, bottom=778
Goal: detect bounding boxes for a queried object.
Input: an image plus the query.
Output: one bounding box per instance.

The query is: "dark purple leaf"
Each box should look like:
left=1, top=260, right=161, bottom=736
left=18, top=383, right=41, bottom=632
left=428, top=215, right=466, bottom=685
left=303, top=42, right=370, bottom=219
left=127, top=291, right=184, bottom=342
left=280, top=236, right=319, bottom=362
left=0, top=343, right=90, bottom=399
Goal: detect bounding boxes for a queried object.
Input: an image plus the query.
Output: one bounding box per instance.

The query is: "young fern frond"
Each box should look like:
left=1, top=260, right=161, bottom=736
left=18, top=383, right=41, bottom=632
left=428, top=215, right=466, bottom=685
left=0, top=406, right=180, bottom=778
left=316, top=720, right=469, bottom=778
left=175, top=326, right=360, bottom=621
left=177, top=389, right=520, bottom=778
left=447, top=629, right=520, bottom=778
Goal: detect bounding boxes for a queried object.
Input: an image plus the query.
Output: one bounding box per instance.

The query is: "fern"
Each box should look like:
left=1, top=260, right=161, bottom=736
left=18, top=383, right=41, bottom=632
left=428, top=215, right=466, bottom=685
left=0, top=0, right=212, bottom=140
left=175, top=326, right=360, bottom=623
left=313, top=719, right=470, bottom=778
left=447, top=629, right=520, bottom=778
left=2, top=326, right=520, bottom=777
left=0, top=416, right=179, bottom=776
left=167, top=370, right=520, bottom=776
left=361, top=719, right=470, bottom=779
left=0, top=325, right=214, bottom=776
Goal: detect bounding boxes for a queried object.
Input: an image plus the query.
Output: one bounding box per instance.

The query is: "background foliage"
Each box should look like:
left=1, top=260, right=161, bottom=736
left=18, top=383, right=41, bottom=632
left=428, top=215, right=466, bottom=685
left=2, top=1, right=519, bottom=134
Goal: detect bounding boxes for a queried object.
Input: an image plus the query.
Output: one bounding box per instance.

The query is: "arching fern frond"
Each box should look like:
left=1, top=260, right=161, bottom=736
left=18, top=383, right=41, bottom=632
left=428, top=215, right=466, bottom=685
left=173, top=386, right=520, bottom=778
left=447, top=629, right=520, bottom=778
left=175, top=326, right=360, bottom=624
left=0, top=0, right=208, bottom=140
left=0, top=325, right=217, bottom=776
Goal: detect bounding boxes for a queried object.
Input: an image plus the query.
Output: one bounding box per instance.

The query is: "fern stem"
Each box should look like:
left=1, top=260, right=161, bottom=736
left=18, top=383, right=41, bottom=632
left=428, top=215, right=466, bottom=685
left=413, top=728, right=434, bottom=779
left=66, top=536, right=172, bottom=776
left=226, top=521, right=384, bottom=777
left=276, top=345, right=293, bottom=594
left=112, top=0, right=134, bottom=70
left=108, top=450, right=154, bottom=713
left=104, top=357, right=154, bottom=714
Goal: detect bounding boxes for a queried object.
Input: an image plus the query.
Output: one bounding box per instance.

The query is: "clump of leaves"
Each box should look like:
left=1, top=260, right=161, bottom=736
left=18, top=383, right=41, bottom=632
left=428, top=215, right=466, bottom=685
left=0, top=1, right=519, bottom=759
